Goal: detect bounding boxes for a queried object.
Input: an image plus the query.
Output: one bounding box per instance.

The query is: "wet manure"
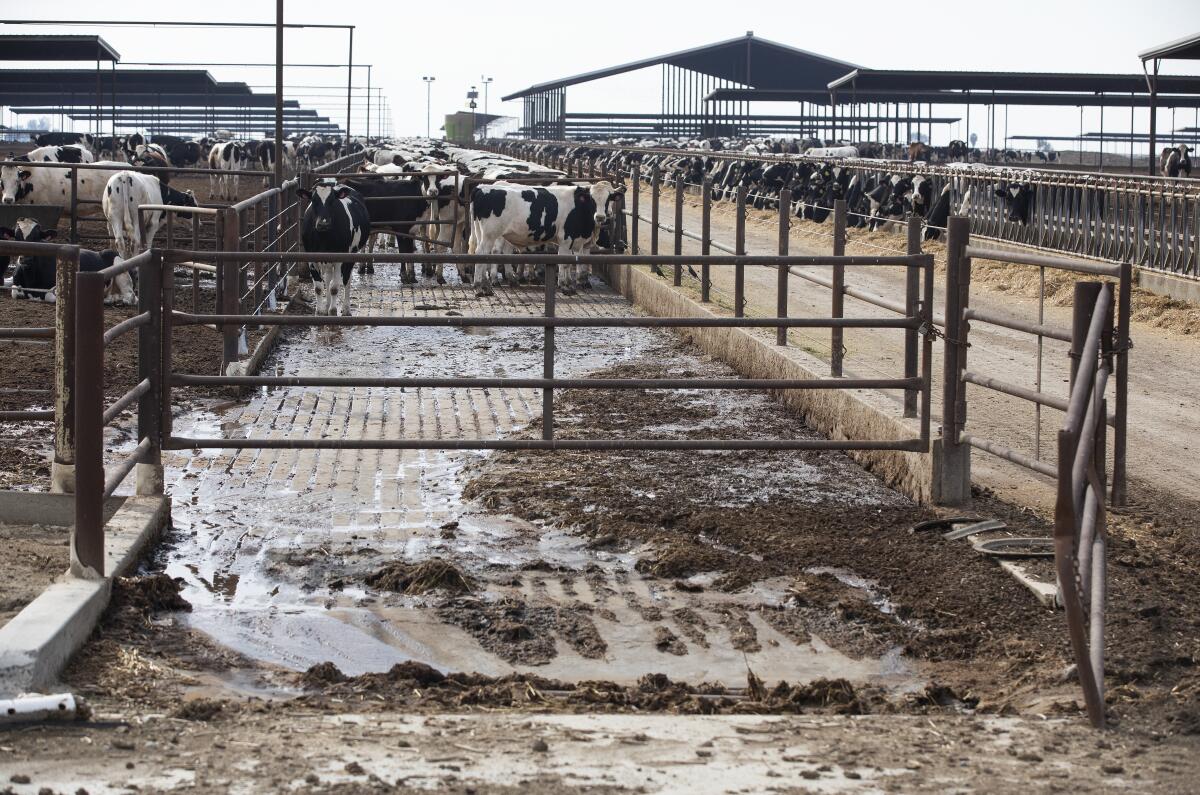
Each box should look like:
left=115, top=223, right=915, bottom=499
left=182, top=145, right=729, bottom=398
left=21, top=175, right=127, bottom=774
left=365, top=558, right=473, bottom=595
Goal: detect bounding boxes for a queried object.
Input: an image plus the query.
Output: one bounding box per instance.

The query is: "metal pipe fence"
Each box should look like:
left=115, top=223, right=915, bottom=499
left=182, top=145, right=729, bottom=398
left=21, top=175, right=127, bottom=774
left=495, top=140, right=1200, bottom=279
left=73, top=248, right=164, bottom=578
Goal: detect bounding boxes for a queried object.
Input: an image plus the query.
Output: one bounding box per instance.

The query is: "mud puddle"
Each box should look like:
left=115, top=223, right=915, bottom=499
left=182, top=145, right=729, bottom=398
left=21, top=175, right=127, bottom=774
left=158, top=272, right=924, bottom=694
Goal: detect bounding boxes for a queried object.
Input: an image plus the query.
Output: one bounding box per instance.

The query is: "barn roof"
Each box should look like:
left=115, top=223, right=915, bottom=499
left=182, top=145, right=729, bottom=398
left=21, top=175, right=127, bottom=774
left=0, top=34, right=120, bottom=62
left=501, top=33, right=860, bottom=101
left=705, top=87, right=1200, bottom=109
left=1140, top=32, right=1200, bottom=62
left=827, top=68, right=1200, bottom=95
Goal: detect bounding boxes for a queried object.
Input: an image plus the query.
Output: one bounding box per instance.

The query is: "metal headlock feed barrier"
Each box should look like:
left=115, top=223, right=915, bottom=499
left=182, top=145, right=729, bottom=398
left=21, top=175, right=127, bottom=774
left=492, top=139, right=1200, bottom=279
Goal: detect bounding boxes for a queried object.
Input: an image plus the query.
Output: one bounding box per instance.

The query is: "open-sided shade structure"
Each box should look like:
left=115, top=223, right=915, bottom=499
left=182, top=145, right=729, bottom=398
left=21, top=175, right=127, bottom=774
left=1140, top=31, right=1200, bottom=173
left=502, top=33, right=863, bottom=139
left=0, top=34, right=119, bottom=62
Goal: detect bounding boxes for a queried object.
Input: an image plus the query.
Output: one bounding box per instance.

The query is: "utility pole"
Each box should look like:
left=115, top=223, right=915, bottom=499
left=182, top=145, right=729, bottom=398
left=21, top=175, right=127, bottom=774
left=344, top=26, right=353, bottom=140
left=422, top=76, right=435, bottom=138
left=481, top=75, right=493, bottom=139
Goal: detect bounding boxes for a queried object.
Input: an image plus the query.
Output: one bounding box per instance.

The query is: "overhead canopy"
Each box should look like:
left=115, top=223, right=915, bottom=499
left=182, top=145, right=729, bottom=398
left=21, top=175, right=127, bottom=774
left=0, top=34, right=119, bottom=62
left=705, top=87, right=1200, bottom=108
left=828, top=68, right=1200, bottom=95
left=1140, top=32, right=1200, bottom=62
left=502, top=33, right=859, bottom=101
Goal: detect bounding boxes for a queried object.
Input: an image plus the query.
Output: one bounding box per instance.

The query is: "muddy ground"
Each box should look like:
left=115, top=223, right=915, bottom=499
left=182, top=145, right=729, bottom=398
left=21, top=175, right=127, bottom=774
left=0, top=282, right=266, bottom=490
left=0, top=320, right=1195, bottom=791
left=0, top=522, right=68, bottom=628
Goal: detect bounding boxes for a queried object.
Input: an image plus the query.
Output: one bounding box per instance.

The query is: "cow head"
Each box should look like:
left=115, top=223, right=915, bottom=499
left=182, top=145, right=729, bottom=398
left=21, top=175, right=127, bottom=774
left=586, top=181, right=621, bottom=225
left=298, top=181, right=351, bottom=233
left=994, top=181, right=1035, bottom=224
left=0, top=166, right=33, bottom=204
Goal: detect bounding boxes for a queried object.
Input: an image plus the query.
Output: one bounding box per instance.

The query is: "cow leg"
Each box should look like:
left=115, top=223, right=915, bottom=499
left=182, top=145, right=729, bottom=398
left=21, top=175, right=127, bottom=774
left=556, top=244, right=576, bottom=295
left=113, top=272, right=136, bottom=306
left=340, top=262, right=354, bottom=316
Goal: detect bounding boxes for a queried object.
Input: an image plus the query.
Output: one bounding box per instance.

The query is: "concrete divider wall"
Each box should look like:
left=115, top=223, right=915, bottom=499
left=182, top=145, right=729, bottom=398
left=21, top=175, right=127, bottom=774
left=602, top=264, right=936, bottom=504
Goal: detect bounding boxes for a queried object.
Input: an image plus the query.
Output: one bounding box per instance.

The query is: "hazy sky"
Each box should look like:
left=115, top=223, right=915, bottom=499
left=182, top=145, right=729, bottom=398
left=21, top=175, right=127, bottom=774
left=4, top=0, right=1198, bottom=149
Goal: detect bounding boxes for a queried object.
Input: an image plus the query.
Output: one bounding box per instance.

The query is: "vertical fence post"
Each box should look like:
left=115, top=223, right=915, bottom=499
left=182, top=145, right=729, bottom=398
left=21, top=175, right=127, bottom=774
left=51, top=246, right=79, bottom=494
left=136, top=251, right=163, bottom=496
left=191, top=213, right=201, bottom=312
left=543, top=263, right=557, bottom=441
left=734, top=186, right=746, bottom=317
left=69, top=168, right=79, bottom=244
left=937, top=215, right=972, bottom=505
left=630, top=164, right=640, bottom=256
left=267, top=191, right=280, bottom=303
left=253, top=201, right=264, bottom=316
left=701, top=178, right=712, bottom=302
left=650, top=166, right=660, bottom=257
left=904, top=216, right=921, bottom=417
left=1069, top=282, right=1103, bottom=389
left=673, top=174, right=683, bottom=286
left=220, top=208, right=241, bottom=374
left=73, top=270, right=106, bottom=578
left=1112, top=262, right=1130, bottom=505
left=161, top=247, right=175, bottom=453
left=830, top=199, right=847, bottom=375
left=776, top=188, right=791, bottom=346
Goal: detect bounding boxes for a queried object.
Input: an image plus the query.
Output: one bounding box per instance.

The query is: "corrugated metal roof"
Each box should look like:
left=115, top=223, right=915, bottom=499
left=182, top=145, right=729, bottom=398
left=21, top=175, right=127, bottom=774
left=828, top=69, right=1200, bottom=94
left=0, top=34, right=119, bottom=62
left=705, top=88, right=1200, bottom=108
left=501, top=33, right=860, bottom=101
left=1140, top=32, right=1200, bottom=62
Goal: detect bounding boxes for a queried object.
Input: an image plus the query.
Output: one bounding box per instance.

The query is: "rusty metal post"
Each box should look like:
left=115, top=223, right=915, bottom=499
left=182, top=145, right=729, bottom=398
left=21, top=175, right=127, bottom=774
left=1112, top=262, right=1130, bottom=505
left=220, top=208, right=241, bottom=373
left=673, top=174, right=683, bottom=285
left=777, top=188, right=791, bottom=345
left=937, top=215, right=972, bottom=505
left=735, top=186, right=746, bottom=317
left=73, top=271, right=106, bottom=578
left=253, top=201, right=264, bottom=315
left=51, top=245, right=80, bottom=493
left=630, top=164, right=640, bottom=255
left=1070, top=282, right=1103, bottom=390
left=161, top=247, right=175, bottom=446
left=69, top=168, right=79, bottom=243
left=543, top=263, right=556, bottom=441
left=904, top=216, right=921, bottom=417
left=701, top=178, right=712, bottom=302
left=191, top=212, right=201, bottom=312
left=650, top=166, right=660, bottom=257
left=136, top=251, right=163, bottom=496
left=830, top=200, right=847, bottom=375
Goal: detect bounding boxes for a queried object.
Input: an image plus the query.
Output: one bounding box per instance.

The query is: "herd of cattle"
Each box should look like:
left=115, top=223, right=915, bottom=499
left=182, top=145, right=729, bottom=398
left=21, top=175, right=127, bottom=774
left=300, top=138, right=621, bottom=314
left=1, top=128, right=1193, bottom=317
left=0, top=134, right=622, bottom=315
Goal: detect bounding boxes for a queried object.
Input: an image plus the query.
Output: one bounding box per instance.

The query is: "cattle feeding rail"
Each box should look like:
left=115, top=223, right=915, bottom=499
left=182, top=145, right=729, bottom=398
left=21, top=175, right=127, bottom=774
left=490, top=140, right=1200, bottom=280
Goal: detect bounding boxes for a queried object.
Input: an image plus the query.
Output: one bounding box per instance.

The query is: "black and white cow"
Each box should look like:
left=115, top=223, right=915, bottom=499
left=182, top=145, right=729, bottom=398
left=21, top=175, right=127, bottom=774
left=7, top=218, right=119, bottom=302
left=0, top=160, right=126, bottom=216
left=23, top=144, right=94, bottom=164
left=994, top=178, right=1035, bottom=225
left=208, top=141, right=245, bottom=200
left=32, top=133, right=92, bottom=151
left=1161, top=144, right=1192, bottom=179
left=102, top=171, right=197, bottom=304
left=468, top=181, right=620, bottom=296
left=298, top=179, right=371, bottom=316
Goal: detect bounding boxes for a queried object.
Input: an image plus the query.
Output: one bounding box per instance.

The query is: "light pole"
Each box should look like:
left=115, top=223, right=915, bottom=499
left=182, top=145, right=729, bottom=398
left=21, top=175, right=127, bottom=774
left=422, top=76, right=435, bottom=138
left=480, top=76, right=493, bottom=139
left=467, top=85, right=479, bottom=143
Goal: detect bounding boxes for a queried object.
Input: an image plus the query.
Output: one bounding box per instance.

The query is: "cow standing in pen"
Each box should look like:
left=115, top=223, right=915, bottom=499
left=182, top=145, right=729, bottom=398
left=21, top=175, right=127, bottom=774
left=468, top=181, right=620, bottom=297
left=299, top=179, right=371, bottom=316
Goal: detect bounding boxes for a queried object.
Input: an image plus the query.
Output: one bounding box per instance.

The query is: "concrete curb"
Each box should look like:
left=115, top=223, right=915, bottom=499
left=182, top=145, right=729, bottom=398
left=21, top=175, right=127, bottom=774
left=0, top=494, right=170, bottom=696
left=604, top=264, right=934, bottom=504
